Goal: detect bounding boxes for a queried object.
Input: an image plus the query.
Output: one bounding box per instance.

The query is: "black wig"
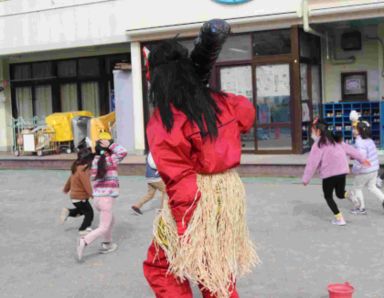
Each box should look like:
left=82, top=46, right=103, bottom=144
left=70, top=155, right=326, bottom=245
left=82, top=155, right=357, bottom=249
left=148, top=40, right=222, bottom=139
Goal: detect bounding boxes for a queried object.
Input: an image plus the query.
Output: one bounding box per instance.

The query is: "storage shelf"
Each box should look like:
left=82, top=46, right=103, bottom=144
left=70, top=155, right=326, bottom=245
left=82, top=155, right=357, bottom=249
left=323, top=101, right=381, bottom=148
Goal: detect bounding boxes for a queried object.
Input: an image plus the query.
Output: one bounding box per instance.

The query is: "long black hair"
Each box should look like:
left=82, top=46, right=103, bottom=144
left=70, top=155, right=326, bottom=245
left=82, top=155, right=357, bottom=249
left=356, top=121, right=371, bottom=139
left=313, top=119, right=335, bottom=148
left=148, top=39, right=222, bottom=139
left=71, top=148, right=94, bottom=174
left=94, top=142, right=112, bottom=180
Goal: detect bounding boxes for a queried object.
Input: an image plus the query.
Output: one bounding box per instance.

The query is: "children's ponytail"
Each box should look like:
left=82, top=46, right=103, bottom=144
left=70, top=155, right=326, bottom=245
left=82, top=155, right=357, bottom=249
left=95, top=154, right=107, bottom=180
left=356, top=121, right=371, bottom=139
left=313, top=119, right=335, bottom=148
left=94, top=142, right=112, bottom=180
left=71, top=148, right=94, bottom=174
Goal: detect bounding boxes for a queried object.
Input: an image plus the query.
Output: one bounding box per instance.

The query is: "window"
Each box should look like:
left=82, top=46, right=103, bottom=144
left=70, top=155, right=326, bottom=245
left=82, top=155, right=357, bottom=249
left=13, top=65, right=31, bottom=81
left=218, top=35, right=252, bottom=62
left=32, top=62, right=53, bottom=79
left=35, top=86, right=53, bottom=120
left=253, top=29, right=291, bottom=56
left=60, top=83, right=78, bottom=112
left=81, top=82, right=100, bottom=116
left=220, top=65, right=254, bottom=149
left=15, top=87, right=33, bottom=120
left=58, top=60, right=77, bottom=77
left=300, top=31, right=321, bottom=61
left=11, top=54, right=130, bottom=120
left=79, top=58, right=99, bottom=77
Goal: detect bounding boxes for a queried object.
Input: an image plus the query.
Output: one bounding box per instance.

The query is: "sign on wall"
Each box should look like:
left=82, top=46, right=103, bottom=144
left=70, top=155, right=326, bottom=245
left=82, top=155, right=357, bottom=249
left=213, top=0, right=252, bottom=4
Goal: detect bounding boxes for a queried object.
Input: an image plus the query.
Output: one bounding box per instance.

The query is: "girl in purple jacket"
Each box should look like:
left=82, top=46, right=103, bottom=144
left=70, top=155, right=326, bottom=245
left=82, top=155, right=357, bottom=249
left=302, top=119, right=369, bottom=226
left=350, top=121, right=384, bottom=214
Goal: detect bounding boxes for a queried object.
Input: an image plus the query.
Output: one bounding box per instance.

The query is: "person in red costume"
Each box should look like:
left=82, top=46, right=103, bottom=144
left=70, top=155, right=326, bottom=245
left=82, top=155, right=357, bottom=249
left=143, top=25, right=259, bottom=298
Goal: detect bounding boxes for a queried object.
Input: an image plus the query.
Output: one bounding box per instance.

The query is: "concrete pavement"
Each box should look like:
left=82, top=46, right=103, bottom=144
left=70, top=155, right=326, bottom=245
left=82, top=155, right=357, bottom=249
left=1, top=170, right=384, bottom=298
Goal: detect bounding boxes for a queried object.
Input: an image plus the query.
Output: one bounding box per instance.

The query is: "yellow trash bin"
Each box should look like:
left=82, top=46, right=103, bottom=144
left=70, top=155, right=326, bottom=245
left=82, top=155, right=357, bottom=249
left=89, top=112, right=116, bottom=148
left=46, top=111, right=93, bottom=142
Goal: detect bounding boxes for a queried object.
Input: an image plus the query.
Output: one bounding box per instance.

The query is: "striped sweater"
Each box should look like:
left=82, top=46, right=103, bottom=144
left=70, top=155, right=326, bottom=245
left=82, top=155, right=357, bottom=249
left=91, top=143, right=128, bottom=198
left=352, top=136, right=379, bottom=174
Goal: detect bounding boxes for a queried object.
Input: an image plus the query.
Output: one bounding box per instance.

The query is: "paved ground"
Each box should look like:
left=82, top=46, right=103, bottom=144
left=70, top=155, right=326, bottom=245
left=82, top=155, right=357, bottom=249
left=1, top=170, right=384, bottom=298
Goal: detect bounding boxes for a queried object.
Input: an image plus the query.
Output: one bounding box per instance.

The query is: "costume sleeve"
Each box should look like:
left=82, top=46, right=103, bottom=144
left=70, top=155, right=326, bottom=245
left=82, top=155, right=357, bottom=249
left=79, top=169, right=93, bottom=198
left=109, top=143, right=128, bottom=165
left=147, top=122, right=200, bottom=236
left=302, top=143, right=322, bottom=184
left=227, top=94, right=256, bottom=133
left=63, top=176, right=71, bottom=193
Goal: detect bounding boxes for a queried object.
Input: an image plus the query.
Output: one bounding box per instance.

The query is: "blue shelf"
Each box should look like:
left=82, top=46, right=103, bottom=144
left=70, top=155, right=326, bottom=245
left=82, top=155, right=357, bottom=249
left=323, top=101, right=382, bottom=148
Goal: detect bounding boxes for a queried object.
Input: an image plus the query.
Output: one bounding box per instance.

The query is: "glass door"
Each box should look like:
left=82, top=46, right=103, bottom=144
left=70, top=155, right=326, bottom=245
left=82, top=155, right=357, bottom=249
left=255, top=63, right=293, bottom=151
left=219, top=64, right=255, bottom=150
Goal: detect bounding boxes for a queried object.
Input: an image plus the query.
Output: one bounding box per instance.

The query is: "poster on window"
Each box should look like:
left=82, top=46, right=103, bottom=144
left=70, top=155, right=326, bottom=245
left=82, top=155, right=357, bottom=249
left=300, top=64, right=309, bottom=101
left=220, top=66, right=252, bottom=99
left=302, top=102, right=310, bottom=122
left=256, top=64, right=290, bottom=97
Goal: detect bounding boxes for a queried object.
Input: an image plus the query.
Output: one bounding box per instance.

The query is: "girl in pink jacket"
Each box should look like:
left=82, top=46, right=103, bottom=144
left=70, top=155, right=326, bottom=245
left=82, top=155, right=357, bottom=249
left=302, top=119, right=369, bottom=226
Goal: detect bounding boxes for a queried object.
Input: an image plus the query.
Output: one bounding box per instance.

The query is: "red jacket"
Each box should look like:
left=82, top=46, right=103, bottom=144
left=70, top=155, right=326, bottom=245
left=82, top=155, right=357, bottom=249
left=146, top=92, right=256, bottom=234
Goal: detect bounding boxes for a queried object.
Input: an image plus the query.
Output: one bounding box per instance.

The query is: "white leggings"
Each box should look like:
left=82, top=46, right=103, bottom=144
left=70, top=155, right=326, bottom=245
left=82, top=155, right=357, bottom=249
left=351, top=171, right=384, bottom=209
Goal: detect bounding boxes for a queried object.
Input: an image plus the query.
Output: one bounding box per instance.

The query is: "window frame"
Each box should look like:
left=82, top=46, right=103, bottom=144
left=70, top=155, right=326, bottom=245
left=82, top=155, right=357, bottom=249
left=10, top=53, right=130, bottom=118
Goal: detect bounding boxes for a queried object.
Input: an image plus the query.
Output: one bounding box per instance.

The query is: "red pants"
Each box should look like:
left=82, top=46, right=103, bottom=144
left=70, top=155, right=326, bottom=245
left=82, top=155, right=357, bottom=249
left=143, top=241, right=239, bottom=298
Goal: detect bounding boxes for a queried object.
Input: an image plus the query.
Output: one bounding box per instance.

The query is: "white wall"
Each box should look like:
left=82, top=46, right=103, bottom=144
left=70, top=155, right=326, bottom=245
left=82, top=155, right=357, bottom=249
left=0, top=59, right=13, bottom=151
left=323, top=24, right=382, bottom=102
left=0, top=0, right=301, bottom=56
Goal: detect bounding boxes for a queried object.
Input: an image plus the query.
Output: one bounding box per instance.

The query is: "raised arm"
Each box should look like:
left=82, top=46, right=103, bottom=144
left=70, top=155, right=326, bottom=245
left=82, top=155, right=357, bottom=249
left=226, top=93, right=256, bottom=133
left=109, top=143, right=128, bottom=165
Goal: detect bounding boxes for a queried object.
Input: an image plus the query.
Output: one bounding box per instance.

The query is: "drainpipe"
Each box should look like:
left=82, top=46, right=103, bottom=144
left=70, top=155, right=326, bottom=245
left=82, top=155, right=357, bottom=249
left=301, top=0, right=355, bottom=64
left=301, top=0, right=323, bottom=38
left=366, top=36, right=384, bottom=77
left=327, top=32, right=356, bottom=65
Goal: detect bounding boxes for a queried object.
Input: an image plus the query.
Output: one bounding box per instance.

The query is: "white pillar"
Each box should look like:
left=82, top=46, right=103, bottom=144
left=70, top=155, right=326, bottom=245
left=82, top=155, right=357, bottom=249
left=0, top=59, right=13, bottom=152
left=114, top=69, right=135, bottom=153
left=130, top=41, right=145, bottom=153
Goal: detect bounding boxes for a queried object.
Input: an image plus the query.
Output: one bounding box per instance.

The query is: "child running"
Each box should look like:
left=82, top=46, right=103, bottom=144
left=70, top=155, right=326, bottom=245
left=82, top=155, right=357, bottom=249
left=350, top=121, right=384, bottom=214
left=302, top=119, right=369, bottom=226
left=61, top=148, right=94, bottom=236
left=76, top=136, right=127, bottom=261
left=131, top=152, right=166, bottom=215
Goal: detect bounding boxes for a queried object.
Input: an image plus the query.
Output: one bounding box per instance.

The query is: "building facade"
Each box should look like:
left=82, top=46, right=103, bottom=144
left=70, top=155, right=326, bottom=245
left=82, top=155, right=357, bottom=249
left=1, top=0, right=384, bottom=153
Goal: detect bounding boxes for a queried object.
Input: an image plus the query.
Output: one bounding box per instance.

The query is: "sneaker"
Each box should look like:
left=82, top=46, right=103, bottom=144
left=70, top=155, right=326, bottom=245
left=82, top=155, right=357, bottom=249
left=351, top=208, right=367, bottom=215
left=358, top=208, right=367, bottom=215
left=60, top=208, right=69, bottom=224
left=77, top=238, right=86, bottom=261
left=131, top=206, right=143, bottom=215
left=332, top=217, right=346, bottom=226
left=99, top=242, right=118, bottom=254
left=377, top=177, right=383, bottom=188
left=78, top=227, right=92, bottom=236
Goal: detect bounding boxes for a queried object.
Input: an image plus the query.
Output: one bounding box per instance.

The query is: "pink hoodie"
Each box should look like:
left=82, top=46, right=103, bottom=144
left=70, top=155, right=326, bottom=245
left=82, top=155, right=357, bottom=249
left=302, top=141, right=365, bottom=184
